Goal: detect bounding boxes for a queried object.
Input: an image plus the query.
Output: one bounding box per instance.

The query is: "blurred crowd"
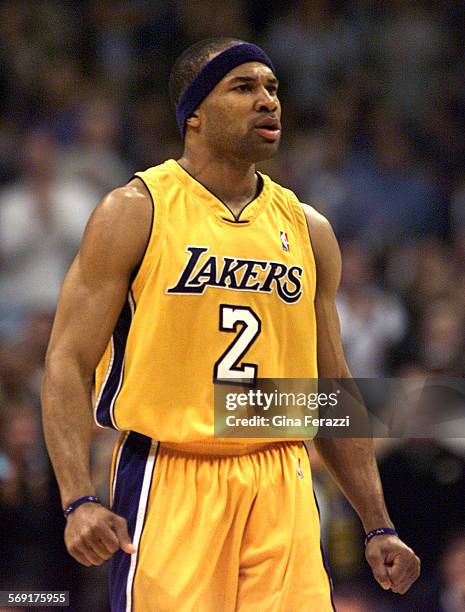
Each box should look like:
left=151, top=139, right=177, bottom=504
left=0, top=1, right=464, bottom=611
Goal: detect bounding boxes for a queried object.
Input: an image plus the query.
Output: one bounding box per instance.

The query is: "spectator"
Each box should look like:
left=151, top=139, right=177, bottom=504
left=439, top=531, right=465, bottom=612
left=58, top=93, right=132, bottom=196
left=405, top=530, right=465, bottom=611
left=0, top=129, right=98, bottom=332
left=370, top=1, right=449, bottom=117
left=337, top=114, right=443, bottom=248
left=0, top=401, right=58, bottom=589
left=0, top=310, right=52, bottom=401
left=417, top=299, right=465, bottom=375
left=264, top=0, right=360, bottom=111
left=337, top=243, right=408, bottom=377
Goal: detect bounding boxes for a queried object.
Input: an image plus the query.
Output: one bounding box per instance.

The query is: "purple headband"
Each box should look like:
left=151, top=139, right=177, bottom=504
left=176, top=43, right=276, bottom=138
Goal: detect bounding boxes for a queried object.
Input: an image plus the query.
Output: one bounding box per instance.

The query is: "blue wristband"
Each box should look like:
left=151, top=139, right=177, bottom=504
left=364, top=527, right=398, bottom=546
left=63, top=495, right=101, bottom=519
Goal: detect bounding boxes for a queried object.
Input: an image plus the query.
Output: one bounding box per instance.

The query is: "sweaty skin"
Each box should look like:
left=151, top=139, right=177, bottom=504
left=42, top=58, right=420, bottom=592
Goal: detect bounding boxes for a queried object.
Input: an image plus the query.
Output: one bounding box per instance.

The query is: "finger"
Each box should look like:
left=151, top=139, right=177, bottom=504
left=392, top=571, right=417, bottom=595
left=387, top=553, right=411, bottom=584
left=73, top=554, right=92, bottom=567
left=79, top=541, right=108, bottom=566
left=68, top=541, right=98, bottom=567
left=95, top=524, right=120, bottom=555
left=91, top=536, right=114, bottom=560
left=366, top=554, right=392, bottom=590
left=68, top=545, right=92, bottom=567
left=388, top=552, right=418, bottom=586
left=113, top=516, right=136, bottom=554
left=80, top=527, right=113, bottom=560
left=376, top=576, right=392, bottom=590
left=391, top=560, right=421, bottom=594
left=75, top=524, right=112, bottom=563
left=389, top=559, right=419, bottom=593
left=86, top=525, right=118, bottom=559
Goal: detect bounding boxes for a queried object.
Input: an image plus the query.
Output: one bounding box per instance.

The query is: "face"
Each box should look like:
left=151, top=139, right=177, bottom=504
left=188, top=61, right=282, bottom=163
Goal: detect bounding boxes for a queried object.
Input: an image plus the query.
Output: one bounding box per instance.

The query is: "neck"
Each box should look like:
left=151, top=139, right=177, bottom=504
left=178, top=144, right=258, bottom=217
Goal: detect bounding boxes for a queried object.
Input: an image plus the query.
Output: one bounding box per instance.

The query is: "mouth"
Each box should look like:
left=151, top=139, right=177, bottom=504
left=254, top=118, right=281, bottom=142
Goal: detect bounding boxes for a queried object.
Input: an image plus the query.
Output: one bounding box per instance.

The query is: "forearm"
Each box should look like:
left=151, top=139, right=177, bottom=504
left=316, top=336, right=392, bottom=531
left=313, top=436, right=394, bottom=533
left=41, top=353, right=96, bottom=509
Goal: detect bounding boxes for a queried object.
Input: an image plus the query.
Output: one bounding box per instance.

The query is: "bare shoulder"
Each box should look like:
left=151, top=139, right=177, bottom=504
left=80, top=178, right=153, bottom=274
left=90, top=177, right=152, bottom=232
left=300, top=203, right=339, bottom=257
left=300, top=203, right=335, bottom=243
left=300, top=203, right=341, bottom=292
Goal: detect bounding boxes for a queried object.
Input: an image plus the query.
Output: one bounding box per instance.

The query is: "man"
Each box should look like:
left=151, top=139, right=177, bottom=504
left=42, top=38, right=420, bottom=611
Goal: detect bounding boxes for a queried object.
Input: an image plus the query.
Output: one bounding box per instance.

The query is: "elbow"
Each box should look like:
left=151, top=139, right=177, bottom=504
left=42, top=346, right=94, bottom=395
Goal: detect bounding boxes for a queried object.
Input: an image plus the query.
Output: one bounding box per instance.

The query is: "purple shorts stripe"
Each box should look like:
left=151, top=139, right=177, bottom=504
left=109, top=431, right=157, bottom=612
left=95, top=292, right=134, bottom=429
left=303, top=443, right=336, bottom=612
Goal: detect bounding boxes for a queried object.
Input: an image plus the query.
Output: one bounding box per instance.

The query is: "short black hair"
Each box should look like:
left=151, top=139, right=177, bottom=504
left=168, top=37, right=245, bottom=108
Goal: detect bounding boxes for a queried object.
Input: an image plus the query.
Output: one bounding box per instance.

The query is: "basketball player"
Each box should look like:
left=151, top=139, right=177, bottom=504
left=42, top=39, right=420, bottom=611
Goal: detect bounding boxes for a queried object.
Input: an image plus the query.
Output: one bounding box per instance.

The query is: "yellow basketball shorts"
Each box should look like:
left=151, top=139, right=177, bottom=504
left=109, top=433, right=334, bottom=611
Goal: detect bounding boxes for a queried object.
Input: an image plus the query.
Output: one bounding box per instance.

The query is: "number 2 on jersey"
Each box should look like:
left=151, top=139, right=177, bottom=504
left=214, top=305, right=261, bottom=385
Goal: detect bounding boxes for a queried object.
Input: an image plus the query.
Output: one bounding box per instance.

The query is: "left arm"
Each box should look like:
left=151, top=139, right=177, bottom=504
left=303, top=204, right=420, bottom=594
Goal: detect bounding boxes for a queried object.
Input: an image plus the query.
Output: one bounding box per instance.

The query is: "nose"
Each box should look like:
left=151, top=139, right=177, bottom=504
left=254, top=87, right=278, bottom=113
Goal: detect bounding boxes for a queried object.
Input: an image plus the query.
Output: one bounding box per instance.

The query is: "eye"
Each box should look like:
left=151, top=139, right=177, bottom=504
left=235, top=84, right=252, bottom=92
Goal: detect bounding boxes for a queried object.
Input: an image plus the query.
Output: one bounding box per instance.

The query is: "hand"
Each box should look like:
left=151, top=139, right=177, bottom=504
left=365, top=535, right=421, bottom=594
left=64, top=502, right=135, bottom=566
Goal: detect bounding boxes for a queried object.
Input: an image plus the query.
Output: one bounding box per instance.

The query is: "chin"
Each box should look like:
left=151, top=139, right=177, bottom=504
left=254, top=145, right=280, bottom=163
left=241, top=141, right=280, bottom=163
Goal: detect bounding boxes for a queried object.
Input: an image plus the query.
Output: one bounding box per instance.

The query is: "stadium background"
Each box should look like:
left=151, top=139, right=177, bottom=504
left=0, top=1, right=464, bottom=610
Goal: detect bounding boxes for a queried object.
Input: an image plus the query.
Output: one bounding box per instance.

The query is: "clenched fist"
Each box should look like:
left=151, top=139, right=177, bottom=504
left=64, top=503, right=135, bottom=566
left=365, top=534, right=421, bottom=594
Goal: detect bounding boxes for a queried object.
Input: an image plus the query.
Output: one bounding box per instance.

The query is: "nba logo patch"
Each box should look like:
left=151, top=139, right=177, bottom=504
left=280, top=231, right=290, bottom=252
left=297, top=458, right=304, bottom=480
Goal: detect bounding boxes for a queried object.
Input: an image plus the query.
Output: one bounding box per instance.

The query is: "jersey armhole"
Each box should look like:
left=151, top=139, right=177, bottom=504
left=130, top=173, right=165, bottom=295
left=287, top=194, right=317, bottom=300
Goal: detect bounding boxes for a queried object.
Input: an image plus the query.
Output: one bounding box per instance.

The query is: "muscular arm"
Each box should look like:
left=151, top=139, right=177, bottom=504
left=303, top=205, right=392, bottom=532
left=303, top=204, right=420, bottom=593
left=41, top=178, right=152, bottom=565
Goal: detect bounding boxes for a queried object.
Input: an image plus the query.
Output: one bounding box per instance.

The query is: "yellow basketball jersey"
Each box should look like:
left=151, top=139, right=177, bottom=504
left=94, top=159, right=318, bottom=443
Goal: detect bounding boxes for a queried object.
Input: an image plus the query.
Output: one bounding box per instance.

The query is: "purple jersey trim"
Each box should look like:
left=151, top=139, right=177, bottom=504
left=95, top=291, right=135, bottom=429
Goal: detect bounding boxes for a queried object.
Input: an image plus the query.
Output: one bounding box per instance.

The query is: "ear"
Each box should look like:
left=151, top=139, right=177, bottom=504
left=186, top=111, right=200, bottom=129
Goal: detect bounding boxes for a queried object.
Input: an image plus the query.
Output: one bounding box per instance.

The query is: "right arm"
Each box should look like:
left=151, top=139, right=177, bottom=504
left=41, top=178, right=152, bottom=566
